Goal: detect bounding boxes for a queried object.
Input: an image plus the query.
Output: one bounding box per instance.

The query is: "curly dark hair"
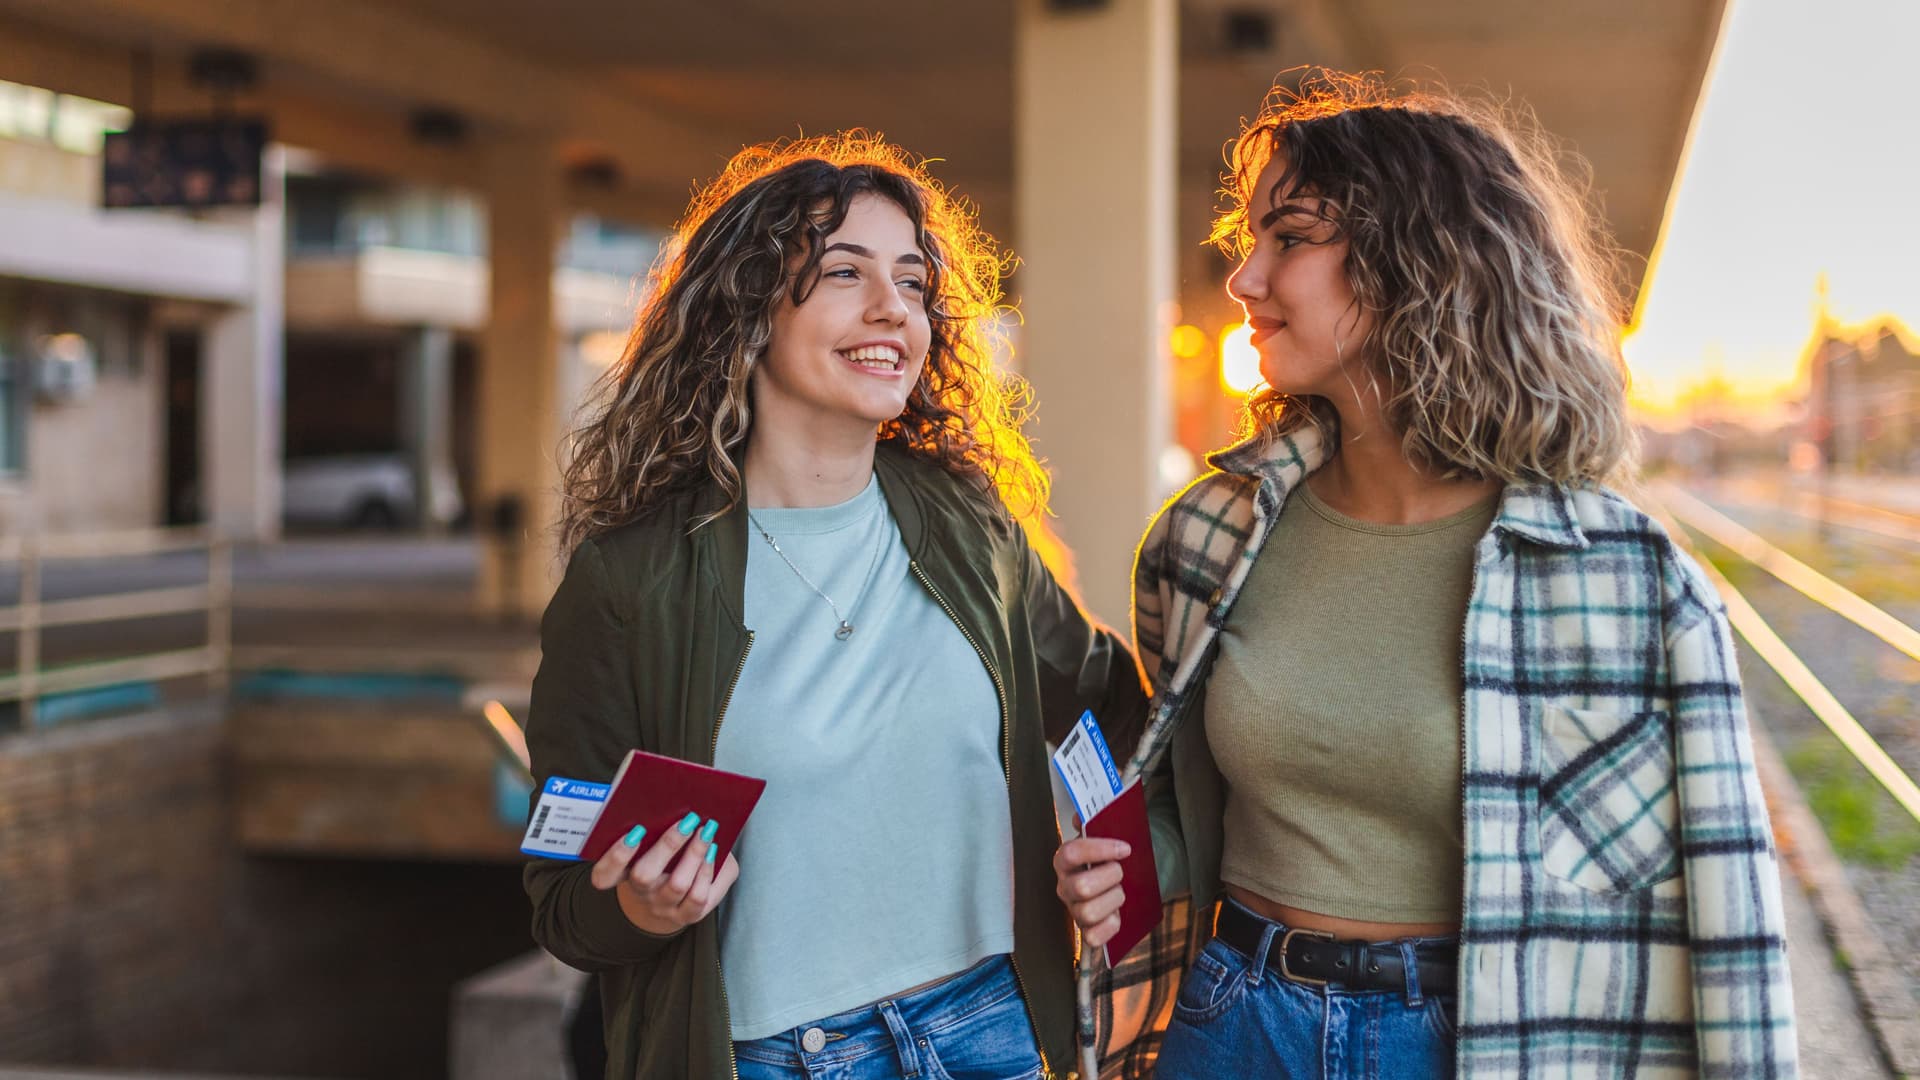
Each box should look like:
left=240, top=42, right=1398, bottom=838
left=1214, top=70, right=1638, bottom=486
left=559, top=132, right=1041, bottom=554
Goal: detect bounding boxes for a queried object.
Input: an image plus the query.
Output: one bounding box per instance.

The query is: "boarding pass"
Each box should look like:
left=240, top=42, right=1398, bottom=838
left=1051, top=710, right=1124, bottom=825
left=520, top=775, right=609, bottom=859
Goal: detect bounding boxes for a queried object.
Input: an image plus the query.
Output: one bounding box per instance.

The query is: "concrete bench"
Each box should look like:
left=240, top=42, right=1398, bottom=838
left=450, top=950, right=590, bottom=1080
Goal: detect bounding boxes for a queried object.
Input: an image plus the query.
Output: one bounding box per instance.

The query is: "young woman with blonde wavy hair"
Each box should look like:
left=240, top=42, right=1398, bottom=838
left=1056, top=74, right=1797, bottom=1078
left=523, top=133, right=1145, bottom=1080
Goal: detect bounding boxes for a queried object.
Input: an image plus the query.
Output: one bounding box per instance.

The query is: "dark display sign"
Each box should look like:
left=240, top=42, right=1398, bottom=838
left=100, top=117, right=269, bottom=209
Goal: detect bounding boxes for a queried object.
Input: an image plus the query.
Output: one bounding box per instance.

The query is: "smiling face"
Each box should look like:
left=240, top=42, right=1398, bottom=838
left=752, top=193, right=933, bottom=442
left=1225, top=153, right=1372, bottom=400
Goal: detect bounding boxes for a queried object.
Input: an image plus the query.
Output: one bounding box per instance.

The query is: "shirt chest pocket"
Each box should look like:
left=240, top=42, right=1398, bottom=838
left=1536, top=705, right=1681, bottom=893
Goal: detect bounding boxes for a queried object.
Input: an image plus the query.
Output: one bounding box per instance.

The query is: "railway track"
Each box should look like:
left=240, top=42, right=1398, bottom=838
left=1655, top=478, right=1920, bottom=1075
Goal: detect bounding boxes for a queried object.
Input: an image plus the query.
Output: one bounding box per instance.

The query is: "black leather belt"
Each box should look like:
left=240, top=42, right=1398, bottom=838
left=1213, top=900, right=1458, bottom=995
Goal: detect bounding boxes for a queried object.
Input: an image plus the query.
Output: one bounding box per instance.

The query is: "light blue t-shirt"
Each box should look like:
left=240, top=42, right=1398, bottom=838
left=713, top=475, right=1014, bottom=1040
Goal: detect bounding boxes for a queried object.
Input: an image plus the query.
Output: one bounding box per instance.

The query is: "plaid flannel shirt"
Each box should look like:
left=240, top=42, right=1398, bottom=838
left=1087, top=425, right=1797, bottom=1079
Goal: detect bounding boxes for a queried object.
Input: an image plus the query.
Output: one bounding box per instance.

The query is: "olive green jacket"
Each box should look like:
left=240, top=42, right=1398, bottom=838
left=523, top=443, right=1148, bottom=1080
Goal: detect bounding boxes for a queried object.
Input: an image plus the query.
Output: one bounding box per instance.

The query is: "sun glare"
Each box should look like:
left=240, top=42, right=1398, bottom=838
left=1624, top=0, right=1920, bottom=429
left=1219, top=323, right=1261, bottom=395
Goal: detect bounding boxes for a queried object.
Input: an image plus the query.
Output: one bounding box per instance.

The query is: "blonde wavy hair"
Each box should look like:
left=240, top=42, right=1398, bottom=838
left=559, top=133, right=1042, bottom=555
left=1213, top=70, right=1638, bottom=486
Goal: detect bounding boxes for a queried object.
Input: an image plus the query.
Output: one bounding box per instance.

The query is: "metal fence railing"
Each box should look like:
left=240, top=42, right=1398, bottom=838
left=1653, top=484, right=1920, bottom=826
left=0, top=526, right=231, bottom=729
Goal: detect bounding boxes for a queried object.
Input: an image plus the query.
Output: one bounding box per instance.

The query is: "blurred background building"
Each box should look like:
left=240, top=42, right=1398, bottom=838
left=0, top=0, right=1722, bottom=620
left=1807, top=316, right=1920, bottom=476
left=12, top=2, right=1919, bottom=1079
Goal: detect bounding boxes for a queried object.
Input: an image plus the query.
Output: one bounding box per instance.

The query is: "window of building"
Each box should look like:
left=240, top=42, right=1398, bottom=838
left=0, top=79, right=131, bottom=155
left=0, top=342, right=20, bottom=475
left=0, top=286, right=21, bottom=475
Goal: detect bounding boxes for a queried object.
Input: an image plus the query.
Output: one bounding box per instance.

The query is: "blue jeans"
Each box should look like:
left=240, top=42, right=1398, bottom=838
left=733, top=954, right=1045, bottom=1080
left=1158, top=903, right=1458, bottom=1080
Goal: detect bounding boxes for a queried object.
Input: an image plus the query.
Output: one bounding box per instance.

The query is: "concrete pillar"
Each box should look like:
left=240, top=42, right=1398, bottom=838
left=476, top=138, right=564, bottom=617
left=1015, top=0, right=1177, bottom=626
left=400, top=324, right=458, bottom=530
left=558, top=333, right=595, bottom=434
left=203, top=144, right=286, bottom=543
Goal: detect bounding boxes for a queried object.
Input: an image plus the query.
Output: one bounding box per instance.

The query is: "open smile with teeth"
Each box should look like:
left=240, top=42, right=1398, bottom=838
left=841, top=344, right=905, bottom=372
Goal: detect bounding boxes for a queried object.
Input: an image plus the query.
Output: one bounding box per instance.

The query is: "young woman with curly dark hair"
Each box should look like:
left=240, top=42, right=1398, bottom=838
left=525, top=133, right=1146, bottom=1080
left=1057, top=73, right=1797, bottom=1080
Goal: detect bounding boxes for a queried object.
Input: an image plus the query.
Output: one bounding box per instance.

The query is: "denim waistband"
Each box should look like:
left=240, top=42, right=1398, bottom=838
left=734, top=953, right=1021, bottom=1068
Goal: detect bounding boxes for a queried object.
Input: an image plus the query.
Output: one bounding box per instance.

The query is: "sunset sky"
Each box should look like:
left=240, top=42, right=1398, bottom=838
left=1623, top=0, right=1920, bottom=426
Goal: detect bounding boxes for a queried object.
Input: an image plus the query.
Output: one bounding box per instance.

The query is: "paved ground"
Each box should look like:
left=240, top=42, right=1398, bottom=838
left=1673, top=472, right=1920, bottom=1075
left=0, top=534, right=484, bottom=605
left=1780, top=845, right=1895, bottom=1077
left=0, top=535, right=535, bottom=675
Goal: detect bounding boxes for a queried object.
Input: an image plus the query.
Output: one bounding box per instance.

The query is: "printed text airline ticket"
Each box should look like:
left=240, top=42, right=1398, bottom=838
left=1051, top=710, right=1123, bottom=825
left=520, top=776, right=609, bottom=859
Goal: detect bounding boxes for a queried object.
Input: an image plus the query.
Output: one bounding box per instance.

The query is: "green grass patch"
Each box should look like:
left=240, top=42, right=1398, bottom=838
left=1786, top=740, right=1920, bottom=869
left=1758, top=533, right=1920, bottom=608
left=1689, top=539, right=1765, bottom=592
left=1717, top=557, right=1767, bottom=593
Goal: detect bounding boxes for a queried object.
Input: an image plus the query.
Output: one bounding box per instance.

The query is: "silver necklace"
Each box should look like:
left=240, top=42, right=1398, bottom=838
left=748, top=508, right=887, bottom=641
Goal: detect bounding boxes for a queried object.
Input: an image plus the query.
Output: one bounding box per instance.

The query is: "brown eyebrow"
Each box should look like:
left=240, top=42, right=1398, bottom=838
left=1256, top=202, right=1321, bottom=231
left=824, top=242, right=925, bottom=266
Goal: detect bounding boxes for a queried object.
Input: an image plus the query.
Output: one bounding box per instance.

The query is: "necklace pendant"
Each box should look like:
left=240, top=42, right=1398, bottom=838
left=835, top=621, right=855, bottom=641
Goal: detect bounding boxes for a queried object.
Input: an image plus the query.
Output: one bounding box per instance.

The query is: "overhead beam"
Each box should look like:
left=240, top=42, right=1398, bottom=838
left=1182, top=0, right=1385, bottom=73
left=0, top=0, right=745, bottom=202
left=1629, top=0, right=1732, bottom=328
left=0, top=12, right=687, bottom=226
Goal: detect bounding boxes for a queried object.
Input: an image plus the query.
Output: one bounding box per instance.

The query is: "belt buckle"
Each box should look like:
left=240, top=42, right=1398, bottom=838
left=1276, top=926, right=1337, bottom=987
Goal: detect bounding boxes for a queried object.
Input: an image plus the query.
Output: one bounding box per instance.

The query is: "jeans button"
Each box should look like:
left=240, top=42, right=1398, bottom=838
left=801, top=1027, right=827, bottom=1054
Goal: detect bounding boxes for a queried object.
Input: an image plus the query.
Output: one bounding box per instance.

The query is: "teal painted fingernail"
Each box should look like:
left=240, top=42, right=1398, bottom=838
left=678, top=812, right=700, bottom=835
left=623, top=826, right=645, bottom=848
left=704, top=844, right=717, bottom=866
left=698, top=818, right=719, bottom=843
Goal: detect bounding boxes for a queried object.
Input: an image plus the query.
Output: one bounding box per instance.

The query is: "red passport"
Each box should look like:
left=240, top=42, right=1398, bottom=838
left=579, top=750, right=767, bottom=869
left=1083, top=779, right=1161, bottom=967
